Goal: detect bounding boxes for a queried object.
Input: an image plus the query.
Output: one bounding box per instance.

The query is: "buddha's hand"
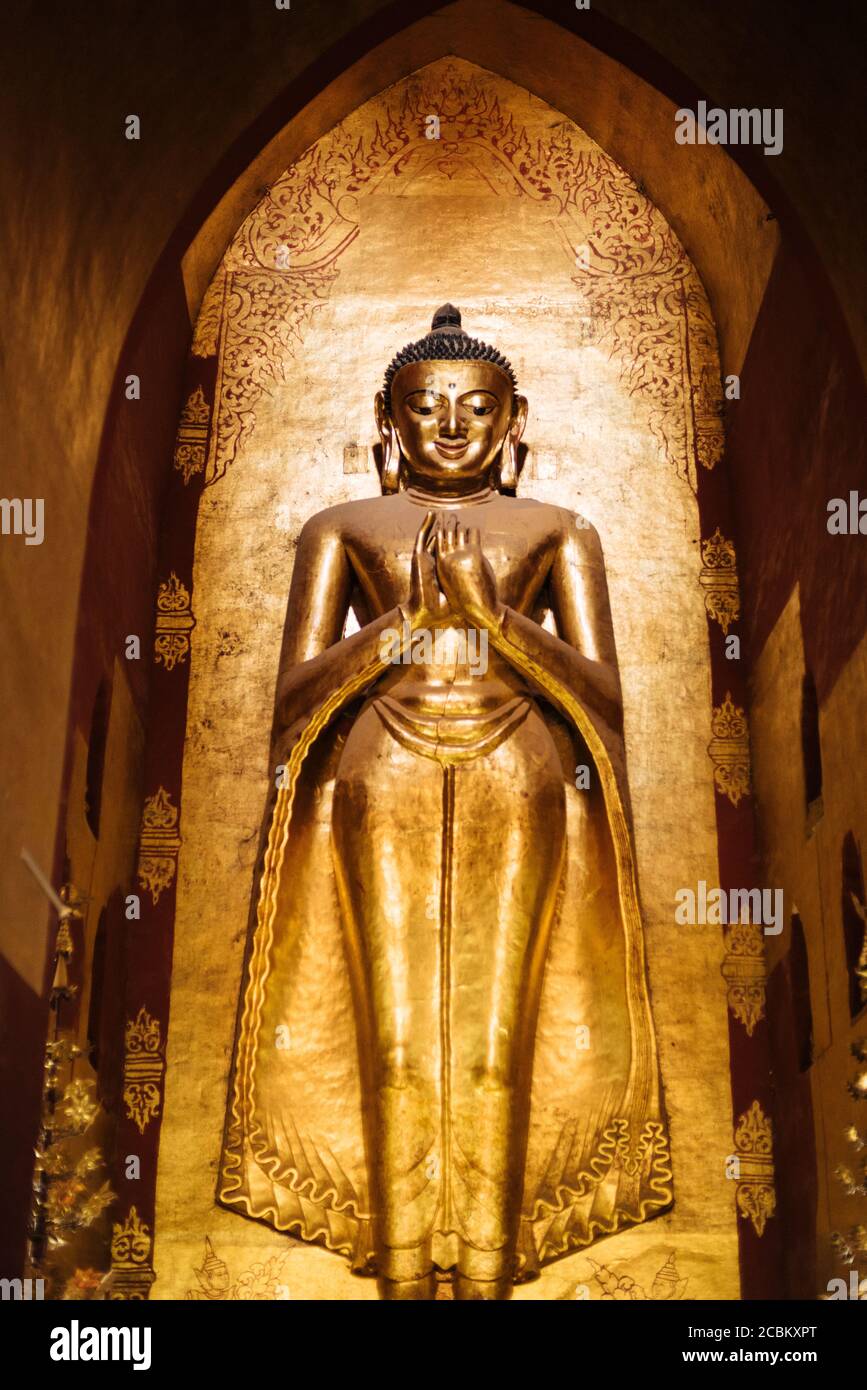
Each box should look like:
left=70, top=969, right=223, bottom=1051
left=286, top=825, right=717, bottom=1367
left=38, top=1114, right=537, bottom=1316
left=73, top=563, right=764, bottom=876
left=402, top=511, right=450, bottom=630
left=435, top=515, right=504, bottom=630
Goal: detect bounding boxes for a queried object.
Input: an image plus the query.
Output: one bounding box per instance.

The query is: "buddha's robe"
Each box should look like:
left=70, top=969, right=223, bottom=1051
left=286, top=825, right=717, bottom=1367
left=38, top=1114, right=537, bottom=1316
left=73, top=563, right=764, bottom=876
left=219, top=504, right=672, bottom=1279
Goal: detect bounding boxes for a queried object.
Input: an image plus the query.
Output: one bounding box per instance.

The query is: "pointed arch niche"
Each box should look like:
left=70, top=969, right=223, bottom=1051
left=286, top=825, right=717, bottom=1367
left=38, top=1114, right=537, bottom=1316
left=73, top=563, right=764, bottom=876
left=146, top=56, right=752, bottom=1302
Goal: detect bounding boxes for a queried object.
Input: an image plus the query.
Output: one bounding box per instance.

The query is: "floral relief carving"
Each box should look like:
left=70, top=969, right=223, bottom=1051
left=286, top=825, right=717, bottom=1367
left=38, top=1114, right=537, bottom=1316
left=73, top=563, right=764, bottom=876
left=734, top=1101, right=776, bottom=1237
left=708, top=692, right=751, bottom=808
left=192, top=61, right=722, bottom=491
left=137, top=788, right=182, bottom=905
left=699, top=528, right=740, bottom=634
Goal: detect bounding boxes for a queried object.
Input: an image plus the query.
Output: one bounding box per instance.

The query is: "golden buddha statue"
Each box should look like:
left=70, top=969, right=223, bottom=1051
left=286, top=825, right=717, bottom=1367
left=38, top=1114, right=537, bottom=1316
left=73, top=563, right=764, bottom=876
left=219, top=306, right=672, bottom=1299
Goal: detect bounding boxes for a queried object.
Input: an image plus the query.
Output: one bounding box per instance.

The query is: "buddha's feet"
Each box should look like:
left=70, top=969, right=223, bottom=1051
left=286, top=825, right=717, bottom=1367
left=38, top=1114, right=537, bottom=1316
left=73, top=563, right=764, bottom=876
left=453, top=1273, right=512, bottom=1300
left=378, top=1273, right=437, bottom=1300
left=378, top=1241, right=436, bottom=1299
left=454, top=1240, right=513, bottom=1299
left=375, top=1238, right=514, bottom=1299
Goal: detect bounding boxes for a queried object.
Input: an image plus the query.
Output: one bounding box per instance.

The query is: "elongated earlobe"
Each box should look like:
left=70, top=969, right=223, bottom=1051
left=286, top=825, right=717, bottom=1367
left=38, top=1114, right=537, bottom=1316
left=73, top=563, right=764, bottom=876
left=500, top=396, right=527, bottom=491
left=499, top=435, right=518, bottom=490
left=380, top=426, right=400, bottom=493
left=374, top=389, right=400, bottom=494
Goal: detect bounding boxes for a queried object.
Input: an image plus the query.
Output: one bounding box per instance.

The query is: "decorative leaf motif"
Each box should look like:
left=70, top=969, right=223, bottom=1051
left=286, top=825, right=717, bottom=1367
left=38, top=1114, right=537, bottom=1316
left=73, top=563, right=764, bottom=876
left=195, top=60, right=722, bottom=491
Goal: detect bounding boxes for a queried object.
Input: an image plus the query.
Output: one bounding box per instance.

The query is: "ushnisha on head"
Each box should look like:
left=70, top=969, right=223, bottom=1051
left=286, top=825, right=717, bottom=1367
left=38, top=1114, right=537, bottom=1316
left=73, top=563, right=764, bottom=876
left=375, top=305, right=528, bottom=495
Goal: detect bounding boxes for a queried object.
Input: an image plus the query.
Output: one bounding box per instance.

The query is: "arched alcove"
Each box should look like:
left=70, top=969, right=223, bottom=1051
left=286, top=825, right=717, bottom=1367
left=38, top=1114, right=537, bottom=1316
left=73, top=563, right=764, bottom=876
left=84, top=678, right=112, bottom=840
left=86, top=907, right=108, bottom=1073
left=841, top=832, right=867, bottom=1020
left=147, top=56, right=744, bottom=1302
left=789, top=914, right=814, bottom=1074
left=801, top=669, right=823, bottom=816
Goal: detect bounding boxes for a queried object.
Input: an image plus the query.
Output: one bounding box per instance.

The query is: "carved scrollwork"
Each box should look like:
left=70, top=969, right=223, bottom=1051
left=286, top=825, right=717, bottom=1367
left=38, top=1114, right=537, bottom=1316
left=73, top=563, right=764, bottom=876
left=123, top=1008, right=165, bottom=1135
left=194, top=61, right=722, bottom=491
left=734, top=1101, right=776, bottom=1237
left=137, top=788, right=182, bottom=905
left=699, top=528, right=740, bottom=634
left=721, top=922, right=767, bottom=1035
left=154, top=573, right=196, bottom=671
left=708, top=692, right=751, bottom=808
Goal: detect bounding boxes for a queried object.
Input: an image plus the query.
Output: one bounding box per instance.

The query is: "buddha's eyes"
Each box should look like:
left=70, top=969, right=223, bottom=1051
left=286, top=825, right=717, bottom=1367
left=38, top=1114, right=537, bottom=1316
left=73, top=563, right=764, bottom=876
left=408, top=394, right=442, bottom=416
left=463, top=393, right=498, bottom=417
left=404, top=390, right=498, bottom=417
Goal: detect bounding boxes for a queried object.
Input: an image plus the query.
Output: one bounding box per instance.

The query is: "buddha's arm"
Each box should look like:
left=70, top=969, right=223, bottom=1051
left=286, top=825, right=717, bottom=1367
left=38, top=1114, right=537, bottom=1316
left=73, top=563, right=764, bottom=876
left=273, top=514, right=405, bottom=740
left=493, top=517, right=623, bottom=734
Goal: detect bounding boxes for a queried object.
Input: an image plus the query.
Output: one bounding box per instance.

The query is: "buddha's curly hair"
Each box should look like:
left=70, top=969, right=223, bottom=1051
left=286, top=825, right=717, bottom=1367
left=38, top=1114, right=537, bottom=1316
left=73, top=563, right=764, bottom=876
left=382, top=305, right=517, bottom=414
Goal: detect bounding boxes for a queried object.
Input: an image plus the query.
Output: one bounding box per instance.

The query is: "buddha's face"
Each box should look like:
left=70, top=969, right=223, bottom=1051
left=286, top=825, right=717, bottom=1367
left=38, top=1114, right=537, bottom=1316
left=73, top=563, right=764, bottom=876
left=383, top=359, right=523, bottom=489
